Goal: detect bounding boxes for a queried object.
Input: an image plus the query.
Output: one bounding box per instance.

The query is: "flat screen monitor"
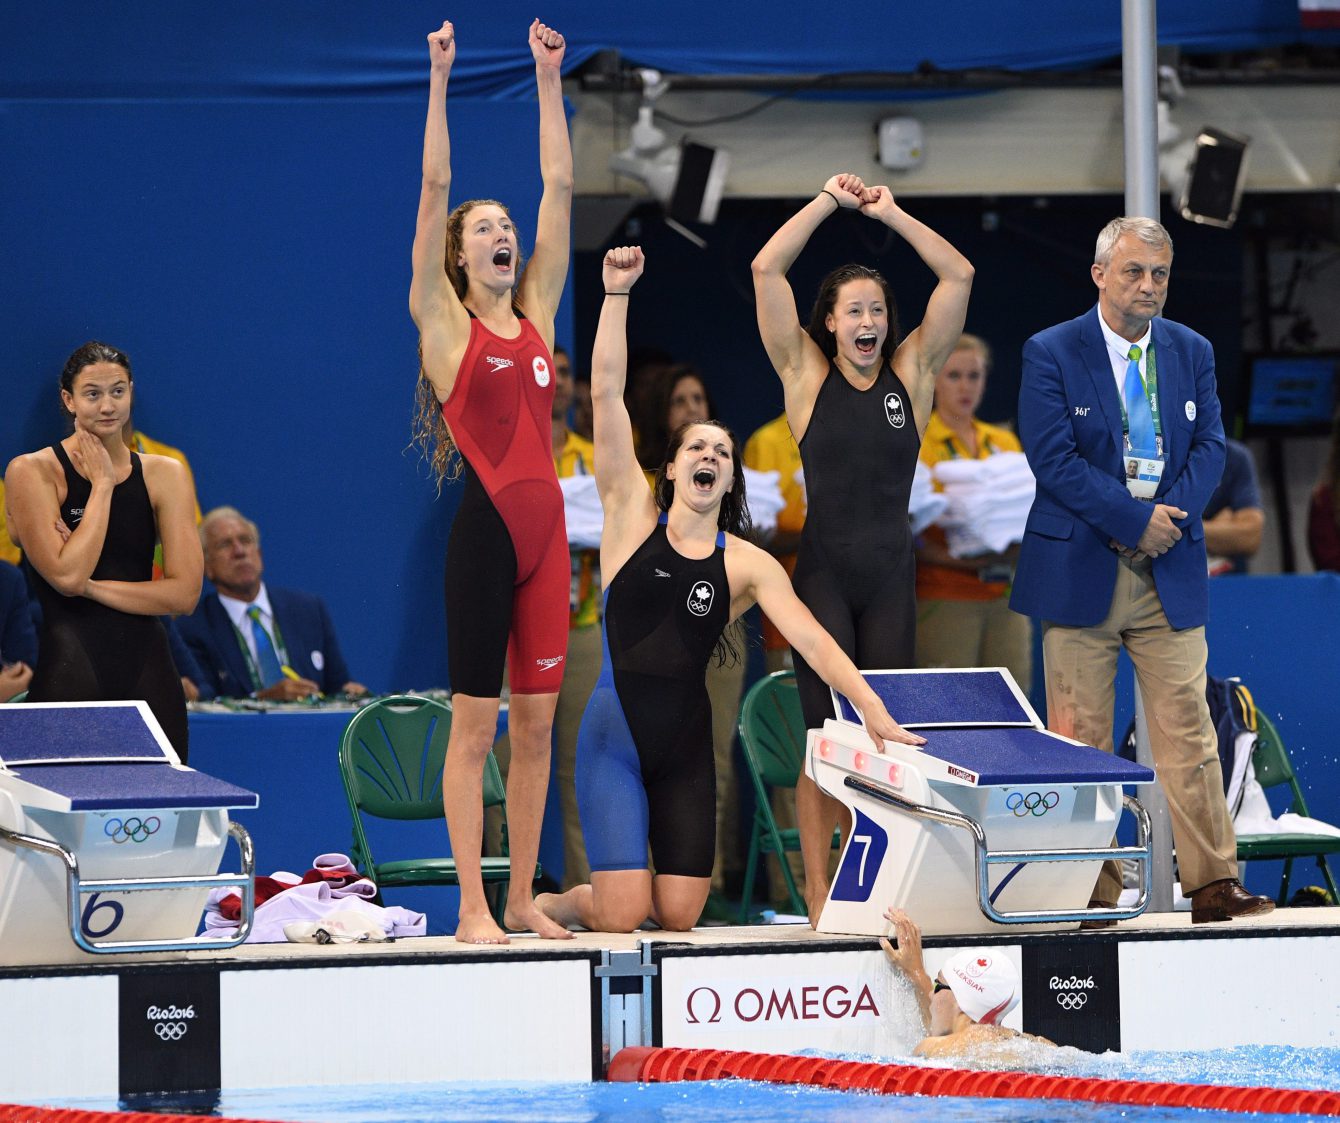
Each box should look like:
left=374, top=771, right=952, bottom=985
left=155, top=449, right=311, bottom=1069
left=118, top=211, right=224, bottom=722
left=1243, top=353, right=1340, bottom=435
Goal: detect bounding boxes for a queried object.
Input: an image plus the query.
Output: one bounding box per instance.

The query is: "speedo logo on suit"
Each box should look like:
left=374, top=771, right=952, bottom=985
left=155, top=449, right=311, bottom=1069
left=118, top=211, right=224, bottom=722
left=535, top=655, right=564, bottom=671
left=485, top=355, right=514, bottom=374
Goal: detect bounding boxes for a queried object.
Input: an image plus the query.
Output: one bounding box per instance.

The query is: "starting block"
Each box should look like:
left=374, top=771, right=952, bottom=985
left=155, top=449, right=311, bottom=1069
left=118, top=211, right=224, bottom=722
left=0, top=701, right=258, bottom=965
left=812, top=669, right=1155, bottom=936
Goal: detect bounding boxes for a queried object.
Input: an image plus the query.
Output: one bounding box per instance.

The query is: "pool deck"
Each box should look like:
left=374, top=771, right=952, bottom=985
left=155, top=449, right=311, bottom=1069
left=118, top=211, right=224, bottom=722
left=4, top=907, right=1339, bottom=1104
left=203, top=901, right=1340, bottom=961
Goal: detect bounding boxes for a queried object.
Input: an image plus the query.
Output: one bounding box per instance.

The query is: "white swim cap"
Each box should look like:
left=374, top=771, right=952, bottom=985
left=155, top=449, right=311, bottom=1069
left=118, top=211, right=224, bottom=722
left=941, top=949, right=1020, bottom=1025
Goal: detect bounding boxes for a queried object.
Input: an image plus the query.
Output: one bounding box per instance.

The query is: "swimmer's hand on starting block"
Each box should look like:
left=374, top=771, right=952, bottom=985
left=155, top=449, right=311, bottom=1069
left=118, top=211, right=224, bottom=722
left=861, top=693, right=926, bottom=752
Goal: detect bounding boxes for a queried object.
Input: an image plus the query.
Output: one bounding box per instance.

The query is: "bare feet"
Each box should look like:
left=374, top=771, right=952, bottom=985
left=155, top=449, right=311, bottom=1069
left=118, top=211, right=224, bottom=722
left=455, top=910, right=510, bottom=945
left=537, top=886, right=592, bottom=931
left=806, top=887, right=828, bottom=930
left=505, top=899, right=575, bottom=940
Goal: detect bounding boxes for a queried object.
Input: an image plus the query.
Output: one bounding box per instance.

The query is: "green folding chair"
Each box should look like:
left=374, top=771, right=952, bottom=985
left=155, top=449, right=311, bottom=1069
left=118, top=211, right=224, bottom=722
left=736, top=671, right=838, bottom=922
left=338, top=694, right=534, bottom=924
left=1235, top=711, right=1340, bottom=906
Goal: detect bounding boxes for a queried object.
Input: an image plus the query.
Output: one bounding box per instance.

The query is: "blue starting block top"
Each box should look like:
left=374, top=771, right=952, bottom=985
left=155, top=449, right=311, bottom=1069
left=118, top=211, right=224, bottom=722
left=0, top=702, right=258, bottom=812
left=916, top=727, right=1154, bottom=786
left=832, top=669, right=1038, bottom=729
left=10, top=763, right=259, bottom=810
left=0, top=703, right=172, bottom=764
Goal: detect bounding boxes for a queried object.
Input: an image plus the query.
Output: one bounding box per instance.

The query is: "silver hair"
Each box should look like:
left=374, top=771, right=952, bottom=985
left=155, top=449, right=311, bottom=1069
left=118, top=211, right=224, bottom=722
left=200, top=505, right=260, bottom=549
left=1094, top=217, right=1173, bottom=267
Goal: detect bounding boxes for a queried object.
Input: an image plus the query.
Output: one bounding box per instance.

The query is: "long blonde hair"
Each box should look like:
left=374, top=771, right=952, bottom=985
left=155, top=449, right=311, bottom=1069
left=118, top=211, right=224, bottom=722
left=410, top=198, right=527, bottom=485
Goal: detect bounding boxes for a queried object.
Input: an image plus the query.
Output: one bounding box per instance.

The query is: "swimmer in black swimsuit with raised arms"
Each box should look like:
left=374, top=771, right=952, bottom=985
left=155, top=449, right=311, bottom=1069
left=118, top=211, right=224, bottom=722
left=752, top=173, right=974, bottom=926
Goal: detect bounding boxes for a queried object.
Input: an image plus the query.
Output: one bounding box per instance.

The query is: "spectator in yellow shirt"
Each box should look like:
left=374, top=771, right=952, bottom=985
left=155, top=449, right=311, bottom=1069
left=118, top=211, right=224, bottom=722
left=915, top=334, right=1031, bottom=693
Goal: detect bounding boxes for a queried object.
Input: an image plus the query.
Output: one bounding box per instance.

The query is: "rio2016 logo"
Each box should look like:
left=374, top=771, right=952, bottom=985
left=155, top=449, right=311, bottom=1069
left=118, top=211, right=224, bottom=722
left=1005, top=791, right=1059, bottom=817
left=147, top=1004, right=195, bottom=1042
left=1050, top=974, right=1095, bottom=1011
left=104, top=816, right=162, bottom=844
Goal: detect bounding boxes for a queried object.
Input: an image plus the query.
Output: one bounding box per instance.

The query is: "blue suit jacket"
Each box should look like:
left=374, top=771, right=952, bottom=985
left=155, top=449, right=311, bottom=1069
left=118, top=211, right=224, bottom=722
left=1009, top=306, right=1225, bottom=630
left=1, top=560, right=38, bottom=668
left=177, top=585, right=352, bottom=698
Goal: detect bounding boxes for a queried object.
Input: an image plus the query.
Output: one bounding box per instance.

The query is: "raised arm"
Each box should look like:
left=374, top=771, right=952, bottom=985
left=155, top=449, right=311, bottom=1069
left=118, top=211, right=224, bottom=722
left=864, top=190, right=974, bottom=426
left=591, top=247, right=657, bottom=552
left=5, top=434, right=114, bottom=597
left=516, top=19, right=572, bottom=342
left=733, top=543, right=925, bottom=750
left=85, top=457, right=202, bottom=616
left=751, top=175, right=866, bottom=405
left=409, top=21, right=471, bottom=395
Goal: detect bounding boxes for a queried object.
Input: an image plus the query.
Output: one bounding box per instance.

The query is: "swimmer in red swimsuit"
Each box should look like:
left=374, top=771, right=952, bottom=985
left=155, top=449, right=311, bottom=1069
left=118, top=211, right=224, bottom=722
left=409, top=18, right=573, bottom=944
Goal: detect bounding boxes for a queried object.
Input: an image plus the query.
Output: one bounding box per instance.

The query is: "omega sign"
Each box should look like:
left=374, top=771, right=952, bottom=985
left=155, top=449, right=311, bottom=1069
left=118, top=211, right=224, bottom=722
left=684, top=982, right=880, bottom=1026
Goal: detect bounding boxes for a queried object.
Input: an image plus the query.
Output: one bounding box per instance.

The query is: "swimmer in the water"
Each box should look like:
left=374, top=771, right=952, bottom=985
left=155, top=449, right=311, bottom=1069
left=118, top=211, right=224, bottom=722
left=881, top=907, right=1054, bottom=1061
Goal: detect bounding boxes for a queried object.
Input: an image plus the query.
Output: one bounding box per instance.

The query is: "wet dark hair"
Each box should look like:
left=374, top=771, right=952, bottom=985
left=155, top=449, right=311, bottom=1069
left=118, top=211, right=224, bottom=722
left=654, top=420, right=749, bottom=535
left=805, top=264, right=901, bottom=366
left=412, top=199, right=528, bottom=485
left=60, top=341, right=132, bottom=420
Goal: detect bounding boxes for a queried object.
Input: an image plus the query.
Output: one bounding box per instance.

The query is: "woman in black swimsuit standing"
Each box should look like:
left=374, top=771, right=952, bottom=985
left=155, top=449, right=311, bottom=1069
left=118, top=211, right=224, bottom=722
left=4, top=342, right=202, bottom=759
left=752, top=173, right=974, bottom=925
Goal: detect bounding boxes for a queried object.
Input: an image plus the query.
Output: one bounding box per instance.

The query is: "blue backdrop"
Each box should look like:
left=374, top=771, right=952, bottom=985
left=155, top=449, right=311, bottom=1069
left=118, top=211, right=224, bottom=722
left=2, top=2, right=1335, bottom=695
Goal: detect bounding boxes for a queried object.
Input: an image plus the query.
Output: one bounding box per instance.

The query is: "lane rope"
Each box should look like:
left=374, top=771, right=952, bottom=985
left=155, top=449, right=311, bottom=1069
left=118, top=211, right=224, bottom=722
left=607, top=1046, right=1340, bottom=1116
left=0, top=1107, right=289, bottom=1123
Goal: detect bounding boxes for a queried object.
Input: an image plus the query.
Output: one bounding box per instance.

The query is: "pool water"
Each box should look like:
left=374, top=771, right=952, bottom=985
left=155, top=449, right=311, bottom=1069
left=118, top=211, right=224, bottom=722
left=52, top=1045, right=1340, bottom=1123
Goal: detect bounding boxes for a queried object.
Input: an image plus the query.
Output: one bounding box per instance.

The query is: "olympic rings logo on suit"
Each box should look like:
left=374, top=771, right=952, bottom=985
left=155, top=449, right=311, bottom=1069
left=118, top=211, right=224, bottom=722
left=1006, top=791, right=1060, bottom=817
left=105, top=816, right=161, bottom=844
left=1056, top=992, right=1088, bottom=1010
left=154, top=1021, right=188, bottom=1041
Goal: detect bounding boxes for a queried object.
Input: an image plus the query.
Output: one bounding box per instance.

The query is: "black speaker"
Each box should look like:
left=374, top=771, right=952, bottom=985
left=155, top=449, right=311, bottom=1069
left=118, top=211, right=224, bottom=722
left=668, top=142, right=730, bottom=226
left=1178, top=126, right=1250, bottom=229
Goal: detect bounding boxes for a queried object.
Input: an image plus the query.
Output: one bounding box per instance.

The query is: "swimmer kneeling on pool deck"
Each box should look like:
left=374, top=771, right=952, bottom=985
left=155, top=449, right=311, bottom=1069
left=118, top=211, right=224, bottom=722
left=881, top=907, right=1055, bottom=1061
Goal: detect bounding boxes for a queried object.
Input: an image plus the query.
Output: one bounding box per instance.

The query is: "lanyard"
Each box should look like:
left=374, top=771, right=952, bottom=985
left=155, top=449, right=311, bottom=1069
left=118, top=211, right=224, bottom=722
left=230, top=614, right=292, bottom=693
left=942, top=433, right=999, bottom=461
left=1116, top=345, right=1163, bottom=445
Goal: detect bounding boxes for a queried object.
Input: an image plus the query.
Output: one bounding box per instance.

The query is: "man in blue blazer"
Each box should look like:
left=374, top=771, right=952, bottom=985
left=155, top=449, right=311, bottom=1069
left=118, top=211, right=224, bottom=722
left=178, top=507, right=367, bottom=701
left=1, top=559, right=37, bottom=701
left=1011, top=216, right=1270, bottom=926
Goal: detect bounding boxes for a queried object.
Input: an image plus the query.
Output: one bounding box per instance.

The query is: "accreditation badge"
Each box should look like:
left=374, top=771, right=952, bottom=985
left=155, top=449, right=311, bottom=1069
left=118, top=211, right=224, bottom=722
left=1123, top=450, right=1165, bottom=499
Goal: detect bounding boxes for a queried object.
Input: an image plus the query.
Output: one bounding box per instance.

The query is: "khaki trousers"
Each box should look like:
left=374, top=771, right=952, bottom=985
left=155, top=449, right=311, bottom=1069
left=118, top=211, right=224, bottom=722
left=1041, top=555, right=1237, bottom=902
left=916, top=595, right=1033, bottom=696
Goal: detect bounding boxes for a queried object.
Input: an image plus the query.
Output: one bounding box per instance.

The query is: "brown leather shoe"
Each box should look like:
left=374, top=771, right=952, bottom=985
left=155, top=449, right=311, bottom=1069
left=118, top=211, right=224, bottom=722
left=1190, top=878, right=1276, bottom=924
left=1079, top=899, right=1117, bottom=930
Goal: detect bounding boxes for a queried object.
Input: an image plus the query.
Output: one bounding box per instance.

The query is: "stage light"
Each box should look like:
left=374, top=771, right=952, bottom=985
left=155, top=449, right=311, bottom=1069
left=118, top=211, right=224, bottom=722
left=609, top=69, right=731, bottom=233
